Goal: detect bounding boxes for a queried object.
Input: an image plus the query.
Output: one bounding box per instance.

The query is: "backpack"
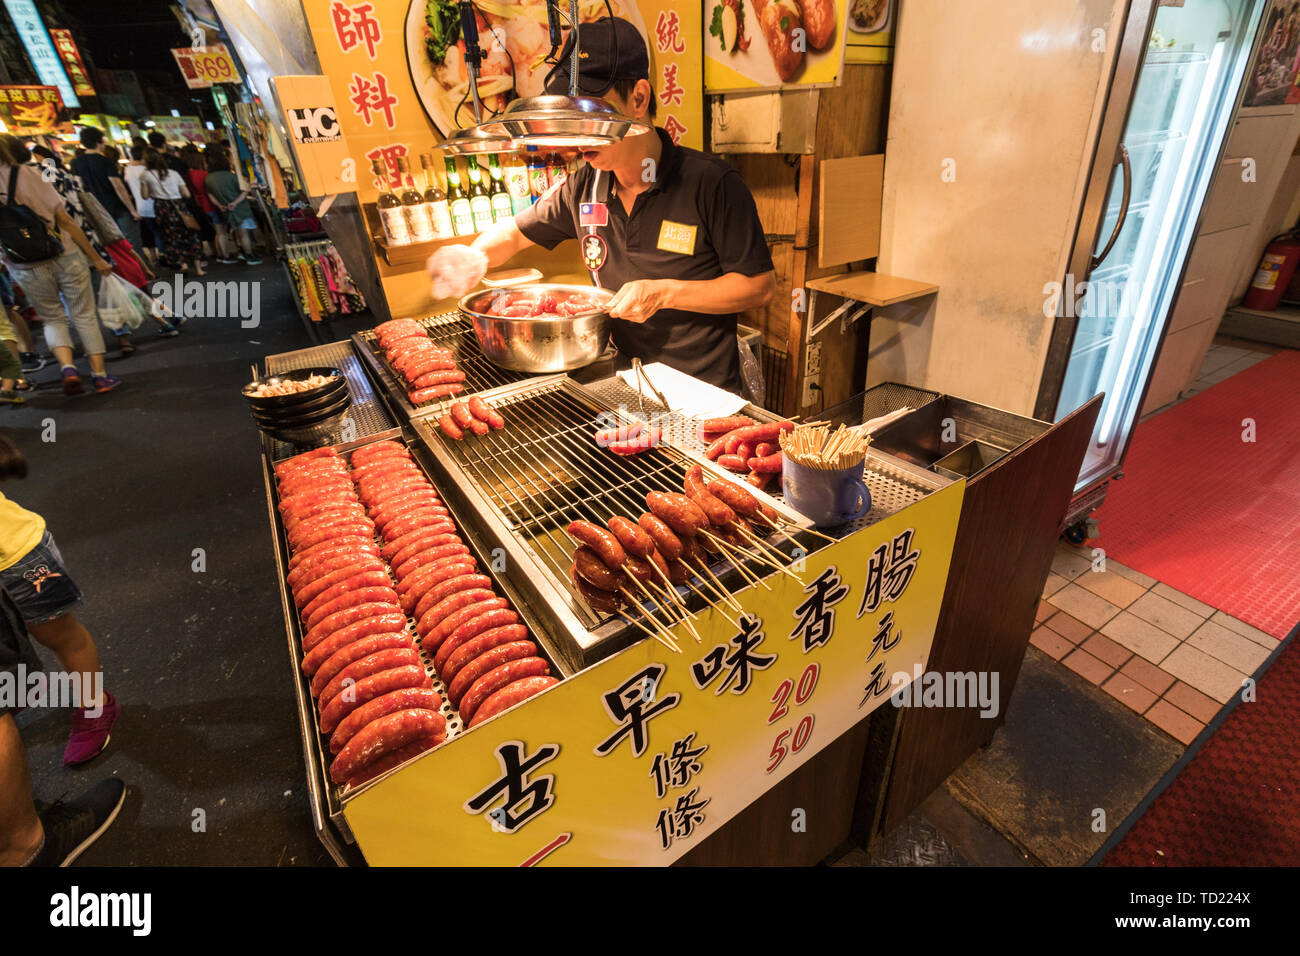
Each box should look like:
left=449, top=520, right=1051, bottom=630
left=0, top=166, right=63, bottom=264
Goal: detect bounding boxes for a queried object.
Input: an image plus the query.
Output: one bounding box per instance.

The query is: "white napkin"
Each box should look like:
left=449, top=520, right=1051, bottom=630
left=617, top=362, right=748, bottom=418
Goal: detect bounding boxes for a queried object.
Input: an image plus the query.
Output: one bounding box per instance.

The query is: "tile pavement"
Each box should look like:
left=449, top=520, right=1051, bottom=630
left=1038, top=541, right=1280, bottom=745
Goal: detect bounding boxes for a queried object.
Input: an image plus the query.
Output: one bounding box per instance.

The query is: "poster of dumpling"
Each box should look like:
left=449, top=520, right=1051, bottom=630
left=703, top=0, right=849, bottom=92
left=405, top=0, right=702, bottom=147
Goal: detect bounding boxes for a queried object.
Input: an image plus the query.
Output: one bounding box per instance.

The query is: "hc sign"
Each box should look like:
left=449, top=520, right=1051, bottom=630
left=289, top=106, right=340, bottom=144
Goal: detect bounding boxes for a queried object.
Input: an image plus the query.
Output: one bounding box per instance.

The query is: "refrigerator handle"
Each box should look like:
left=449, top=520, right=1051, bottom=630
left=1090, top=144, right=1131, bottom=272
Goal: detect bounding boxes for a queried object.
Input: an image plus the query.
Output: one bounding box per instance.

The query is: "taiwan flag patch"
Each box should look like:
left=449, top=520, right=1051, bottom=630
left=579, top=202, right=608, bottom=227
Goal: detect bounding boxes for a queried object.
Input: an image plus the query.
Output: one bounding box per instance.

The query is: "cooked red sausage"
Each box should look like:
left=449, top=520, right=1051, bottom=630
left=567, top=520, right=626, bottom=568
left=399, top=560, right=479, bottom=614
left=646, top=492, right=705, bottom=537
left=329, top=687, right=443, bottom=754
left=754, top=442, right=777, bottom=458
left=274, top=447, right=337, bottom=478
left=623, top=554, right=655, bottom=585
left=300, top=570, right=392, bottom=624
left=679, top=535, right=704, bottom=565
left=724, top=433, right=745, bottom=456
left=704, top=434, right=730, bottom=461
left=393, top=543, right=471, bottom=581
left=384, top=529, right=461, bottom=566
left=434, top=608, right=521, bottom=676
left=607, top=516, right=654, bottom=557
left=318, top=648, right=422, bottom=709
left=717, top=454, right=748, bottom=472
left=349, top=456, right=416, bottom=482
left=394, top=555, right=477, bottom=596
left=412, top=573, right=493, bottom=622
left=707, top=479, right=761, bottom=517
left=647, top=548, right=671, bottom=583
left=668, top=559, right=690, bottom=585
left=747, top=471, right=776, bottom=490
left=301, top=622, right=407, bottom=677
left=303, top=584, right=400, bottom=635
left=450, top=402, right=474, bottom=429
left=439, top=414, right=464, bottom=441
left=374, top=502, right=452, bottom=536
left=302, top=601, right=404, bottom=653
left=289, top=537, right=379, bottom=573
left=445, top=640, right=538, bottom=707
left=319, top=664, right=430, bottom=734
left=278, top=484, right=355, bottom=513
left=458, top=657, right=550, bottom=722
left=409, top=383, right=463, bottom=404
left=441, top=624, right=531, bottom=685
left=301, top=610, right=408, bottom=655
left=593, top=420, right=642, bottom=446
left=282, top=500, right=365, bottom=531
left=466, top=417, right=490, bottom=437
left=747, top=452, right=783, bottom=473
left=697, top=416, right=753, bottom=439
left=412, top=369, right=466, bottom=388
left=684, top=465, right=737, bottom=527
left=573, top=545, right=628, bottom=592
left=330, top=708, right=445, bottom=783
left=310, top=632, right=413, bottom=697
left=608, top=426, right=661, bottom=455
left=369, top=490, right=442, bottom=522
left=735, top=442, right=754, bottom=462
left=342, top=733, right=444, bottom=789
left=347, top=442, right=406, bottom=468
left=637, top=512, right=683, bottom=560
left=289, top=520, right=375, bottom=554
left=420, top=595, right=507, bottom=652
left=468, top=676, right=559, bottom=728
left=382, top=514, right=455, bottom=544
left=288, top=551, right=379, bottom=591
left=468, top=396, right=504, bottom=429
left=570, top=565, right=624, bottom=613
left=293, top=560, right=385, bottom=609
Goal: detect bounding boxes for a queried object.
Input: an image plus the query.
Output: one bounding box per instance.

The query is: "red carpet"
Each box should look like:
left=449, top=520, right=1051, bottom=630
left=1095, top=350, right=1300, bottom=639
left=1101, top=628, right=1300, bottom=866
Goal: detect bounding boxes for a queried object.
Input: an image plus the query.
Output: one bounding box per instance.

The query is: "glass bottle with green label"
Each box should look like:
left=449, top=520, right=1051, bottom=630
left=421, top=153, right=454, bottom=239
left=443, top=156, right=473, bottom=236
left=503, top=153, right=531, bottom=214
left=465, top=156, right=494, bottom=232
left=395, top=155, right=434, bottom=242
left=372, top=157, right=410, bottom=246
left=487, top=154, right=513, bottom=222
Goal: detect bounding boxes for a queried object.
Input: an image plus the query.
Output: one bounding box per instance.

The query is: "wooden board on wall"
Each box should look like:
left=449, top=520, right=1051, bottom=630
left=819, top=155, right=884, bottom=269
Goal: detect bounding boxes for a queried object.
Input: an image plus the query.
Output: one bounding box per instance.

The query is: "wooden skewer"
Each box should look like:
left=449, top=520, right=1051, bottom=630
left=730, top=524, right=807, bottom=584
left=625, top=573, right=698, bottom=642
left=616, top=606, right=680, bottom=653
left=699, top=531, right=773, bottom=592
left=679, top=573, right=741, bottom=628
left=617, top=585, right=682, bottom=650
left=689, top=556, right=745, bottom=613
left=646, top=564, right=703, bottom=642
left=758, top=510, right=839, bottom=544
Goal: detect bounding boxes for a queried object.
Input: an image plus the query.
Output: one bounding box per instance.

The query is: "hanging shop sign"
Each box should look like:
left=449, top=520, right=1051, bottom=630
left=148, top=115, right=206, bottom=144
left=0, top=85, right=68, bottom=135
left=2, top=0, right=79, bottom=108
left=271, top=75, right=358, bottom=196
left=343, top=479, right=965, bottom=866
left=47, top=29, right=96, bottom=98
left=704, top=0, right=849, bottom=92
left=171, top=43, right=243, bottom=90
left=74, top=113, right=132, bottom=145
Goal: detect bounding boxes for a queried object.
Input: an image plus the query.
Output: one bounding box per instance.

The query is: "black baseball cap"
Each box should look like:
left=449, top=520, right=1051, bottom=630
left=544, top=18, right=649, bottom=97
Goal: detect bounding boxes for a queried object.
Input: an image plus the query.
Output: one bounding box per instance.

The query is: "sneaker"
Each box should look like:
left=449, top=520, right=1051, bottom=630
left=20, top=352, right=46, bottom=372
left=61, top=367, right=84, bottom=396
left=64, top=692, right=120, bottom=765
left=91, top=375, right=122, bottom=395
left=217, top=256, right=240, bottom=265
left=28, top=779, right=127, bottom=866
left=0, top=389, right=25, bottom=405
left=156, top=324, right=180, bottom=338
left=242, top=255, right=263, bottom=265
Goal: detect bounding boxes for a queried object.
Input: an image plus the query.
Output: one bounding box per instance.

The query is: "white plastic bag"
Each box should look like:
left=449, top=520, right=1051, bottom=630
left=96, top=273, right=146, bottom=331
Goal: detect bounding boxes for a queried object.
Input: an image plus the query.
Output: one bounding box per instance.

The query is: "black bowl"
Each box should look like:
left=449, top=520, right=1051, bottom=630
left=251, top=393, right=351, bottom=429
left=243, top=367, right=344, bottom=409
left=249, top=380, right=349, bottom=419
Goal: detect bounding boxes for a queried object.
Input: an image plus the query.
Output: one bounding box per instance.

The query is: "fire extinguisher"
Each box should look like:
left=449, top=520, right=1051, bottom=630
left=1243, top=230, right=1300, bottom=311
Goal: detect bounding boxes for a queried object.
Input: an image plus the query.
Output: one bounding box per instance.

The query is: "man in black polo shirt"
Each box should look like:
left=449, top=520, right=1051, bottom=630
left=427, top=18, right=775, bottom=392
left=70, top=126, right=141, bottom=250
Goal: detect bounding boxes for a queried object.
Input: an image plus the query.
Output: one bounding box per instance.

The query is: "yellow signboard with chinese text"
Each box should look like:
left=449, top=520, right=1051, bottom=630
left=170, top=44, right=242, bottom=90
left=344, top=479, right=964, bottom=866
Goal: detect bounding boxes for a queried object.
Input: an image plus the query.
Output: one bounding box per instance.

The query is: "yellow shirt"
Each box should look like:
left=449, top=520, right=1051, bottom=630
left=0, top=491, right=45, bottom=572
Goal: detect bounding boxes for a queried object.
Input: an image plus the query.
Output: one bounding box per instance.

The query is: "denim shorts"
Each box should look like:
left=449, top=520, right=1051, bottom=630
left=232, top=217, right=257, bottom=231
left=207, top=210, right=226, bottom=226
left=0, top=531, right=84, bottom=625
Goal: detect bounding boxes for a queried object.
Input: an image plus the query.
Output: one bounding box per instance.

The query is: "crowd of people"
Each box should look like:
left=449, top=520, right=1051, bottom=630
left=0, top=127, right=264, bottom=401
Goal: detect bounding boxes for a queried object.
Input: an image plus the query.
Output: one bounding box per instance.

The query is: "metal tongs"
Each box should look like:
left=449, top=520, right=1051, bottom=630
left=630, top=358, right=671, bottom=413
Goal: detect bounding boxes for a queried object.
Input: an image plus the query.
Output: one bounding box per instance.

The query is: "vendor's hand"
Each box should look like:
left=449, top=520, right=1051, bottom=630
left=426, top=244, right=489, bottom=301
left=606, top=279, right=675, bottom=324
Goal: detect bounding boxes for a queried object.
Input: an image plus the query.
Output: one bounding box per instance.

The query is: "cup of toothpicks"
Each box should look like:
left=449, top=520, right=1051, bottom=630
left=778, top=424, right=874, bottom=527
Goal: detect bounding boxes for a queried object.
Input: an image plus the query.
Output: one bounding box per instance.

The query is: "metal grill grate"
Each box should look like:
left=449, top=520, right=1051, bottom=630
left=263, top=340, right=396, bottom=460
left=437, top=379, right=802, bottom=631
left=861, top=382, right=941, bottom=422
left=356, top=310, right=532, bottom=414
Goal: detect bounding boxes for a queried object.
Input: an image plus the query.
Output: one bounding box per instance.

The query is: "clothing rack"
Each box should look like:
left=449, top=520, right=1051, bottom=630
left=281, top=238, right=368, bottom=344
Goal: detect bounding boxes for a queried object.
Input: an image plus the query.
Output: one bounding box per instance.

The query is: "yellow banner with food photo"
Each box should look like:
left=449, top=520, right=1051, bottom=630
left=844, top=0, right=893, bottom=65
left=704, top=0, right=847, bottom=91
left=0, top=85, right=68, bottom=135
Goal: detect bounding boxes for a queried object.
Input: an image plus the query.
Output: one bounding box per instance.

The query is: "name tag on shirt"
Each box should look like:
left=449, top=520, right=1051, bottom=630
left=657, top=220, right=697, bottom=256
left=579, top=202, right=608, bottom=227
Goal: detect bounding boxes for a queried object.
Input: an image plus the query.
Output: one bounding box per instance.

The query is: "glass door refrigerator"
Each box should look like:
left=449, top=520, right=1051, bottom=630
left=1035, top=0, right=1269, bottom=533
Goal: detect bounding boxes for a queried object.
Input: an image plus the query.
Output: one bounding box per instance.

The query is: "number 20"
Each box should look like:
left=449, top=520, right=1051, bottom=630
left=767, top=663, right=820, bottom=725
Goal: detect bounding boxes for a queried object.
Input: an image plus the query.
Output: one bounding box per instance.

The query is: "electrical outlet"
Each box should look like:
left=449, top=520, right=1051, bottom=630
left=802, top=373, right=821, bottom=409
left=806, top=341, right=823, bottom=376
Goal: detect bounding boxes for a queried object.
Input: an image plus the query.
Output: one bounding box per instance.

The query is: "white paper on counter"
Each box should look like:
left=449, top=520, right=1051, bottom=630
left=616, top=363, right=748, bottom=418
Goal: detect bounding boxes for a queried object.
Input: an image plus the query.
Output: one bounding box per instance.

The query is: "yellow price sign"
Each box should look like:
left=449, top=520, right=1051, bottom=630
left=171, top=44, right=241, bottom=90
left=343, top=480, right=965, bottom=866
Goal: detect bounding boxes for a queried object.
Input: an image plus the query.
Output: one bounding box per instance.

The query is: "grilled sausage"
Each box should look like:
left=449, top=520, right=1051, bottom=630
left=433, top=608, right=521, bottom=676
left=446, top=640, right=538, bottom=708
left=570, top=565, right=625, bottom=613
left=458, top=657, right=550, bottom=722
left=328, top=687, right=443, bottom=754
left=468, top=396, right=505, bottom=429
left=706, top=479, right=761, bottom=517
left=411, top=574, right=493, bottom=622
left=318, top=647, right=422, bottom=710
left=439, top=414, right=464, bottom=441
left=573, top=545, right=628, bottom=592
left=303, top=584, right=400, bottom=635
left=440, top=624, right=531, bottom=685
left=637, top=512, right=683, bottom=560
left=330, top=708, right=446, bottom=783
left=468, top=676, right=558, bottom=728
left=646, top=492, right=707, bottom=537
left=310, top=631, right=414, bottom=697
left=319, top=664, right=431, bottom=734
left=301, top=610, right=408, bottom=655
left=567, top=519, right=626, bottom=568
left=607, top=516, right=654, bottom=557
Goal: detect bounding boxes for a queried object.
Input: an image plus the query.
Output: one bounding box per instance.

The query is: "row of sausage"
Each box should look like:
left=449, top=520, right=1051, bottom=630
left=373, top=318, right=466, bottom=406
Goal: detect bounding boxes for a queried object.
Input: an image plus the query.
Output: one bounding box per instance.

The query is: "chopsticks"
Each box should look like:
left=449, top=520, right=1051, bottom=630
left=780, top=423, right=871, bottom=471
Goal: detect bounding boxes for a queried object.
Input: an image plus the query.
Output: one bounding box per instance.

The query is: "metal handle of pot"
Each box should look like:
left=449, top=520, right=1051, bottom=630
left=1091, top=144, right=1131, bottom=272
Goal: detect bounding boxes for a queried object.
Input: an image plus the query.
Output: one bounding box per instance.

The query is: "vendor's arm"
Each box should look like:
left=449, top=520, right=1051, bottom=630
left=469, top=218, right=536, bottom=270
left=607, top=271, right=775, bottom=324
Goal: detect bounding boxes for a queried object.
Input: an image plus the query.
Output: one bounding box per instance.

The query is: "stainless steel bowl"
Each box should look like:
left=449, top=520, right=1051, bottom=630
left=460, top=283, right=614, bottom=373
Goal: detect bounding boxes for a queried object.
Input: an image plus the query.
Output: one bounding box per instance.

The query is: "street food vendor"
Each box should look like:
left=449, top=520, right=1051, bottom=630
left=426, top=17, right=776, bottom=393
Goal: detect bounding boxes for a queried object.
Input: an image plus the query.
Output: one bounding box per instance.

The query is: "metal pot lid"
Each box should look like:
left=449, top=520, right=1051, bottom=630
left=476, top=95, right=652, bottom=148
left=436, top=125, right=520, bottom=155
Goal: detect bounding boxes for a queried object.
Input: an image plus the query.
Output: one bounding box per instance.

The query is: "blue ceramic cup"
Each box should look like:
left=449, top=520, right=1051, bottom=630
left=781, top=456, right=872, bottom=528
